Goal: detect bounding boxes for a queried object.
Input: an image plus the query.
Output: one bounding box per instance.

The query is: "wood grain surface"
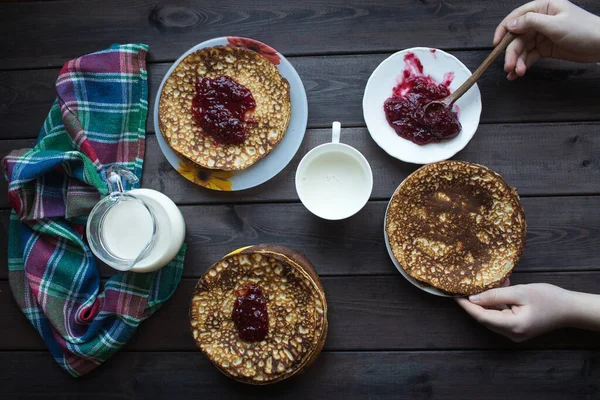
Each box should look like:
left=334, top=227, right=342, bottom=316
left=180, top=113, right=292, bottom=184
left=1, top=123, right=600, bottom=209
left=2, top=0, right=600, bottom=398
left=1, top=195, right=600, bottom=281
left=2, top=272, right=600, bottom=352
left=0, top=350, right=597, bottom=399
left=2, top=54, right=600, bottom=137
left=2, top=0, right=599, bottom=69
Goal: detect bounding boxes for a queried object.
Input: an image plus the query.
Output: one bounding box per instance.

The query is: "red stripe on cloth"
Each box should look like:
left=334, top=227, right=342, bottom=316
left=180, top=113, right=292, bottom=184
left=56, top=333, right=100, bottom=376
left=136, top=136, right=146, bottom=162
left=135, top=48, right=147, bottom=75
left=120, top=48, right=135, bottom=75
left=7, top=191, right=23, bottom=215
left=89, top=139, right=143, bottom=166
left=77, top=300, right=102, bottom=323
left=58, top=58, right=75, bottom=77
left=77, top=51, right=128, bottom=75
left=104, top=287, right=147, bottom=319
left=72, top=224, right=85, bottom=237
left=58, top=110, right=101, bottom=165
left=75, top=134, right=99, bottom=165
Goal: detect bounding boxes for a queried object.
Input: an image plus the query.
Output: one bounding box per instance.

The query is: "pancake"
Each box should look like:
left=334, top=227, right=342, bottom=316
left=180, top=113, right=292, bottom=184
left=159, top=46, right=291, bottom=170
left=189, top=245, right=327, bottom=384
left=385, top=161, right=526, bottom=295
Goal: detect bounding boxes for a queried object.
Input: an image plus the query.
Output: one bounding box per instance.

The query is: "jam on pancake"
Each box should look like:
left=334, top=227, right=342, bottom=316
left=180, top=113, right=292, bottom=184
left=158, top=46, right=291, bottom=171
left=190, top=245, right=328, bottom=384
left=192, top=76, right=256, bottom=145
left=232, top=284, right=269, bottom=342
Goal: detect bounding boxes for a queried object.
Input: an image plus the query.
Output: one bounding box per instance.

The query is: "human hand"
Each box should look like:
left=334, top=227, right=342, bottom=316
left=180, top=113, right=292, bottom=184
left=455, top=280, right=572, bottom=342
left=494, top=0, right=600, bottom=80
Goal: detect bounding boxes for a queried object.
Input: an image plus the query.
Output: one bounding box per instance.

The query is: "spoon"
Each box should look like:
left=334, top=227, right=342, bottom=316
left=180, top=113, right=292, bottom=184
left=424, top=32, right=516, bottom=115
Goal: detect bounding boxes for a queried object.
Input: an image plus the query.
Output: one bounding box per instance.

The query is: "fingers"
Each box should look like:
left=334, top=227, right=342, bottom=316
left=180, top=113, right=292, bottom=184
left=455, top=297, right=517, bottom=328
left=507, top=12, right=556, bottom=37
left=507, top=47, right=542, bottom=80
left=468, top=286, right=525, bottom=307
left=493, top=1, right=539, bottom=45
left=525, top=49, right=542, bottom=69
left=504, top=35, right=528, bottom=73
left=457, top=299, right=526, bottom=342
left=517, top=40, right=538, bottom=75
left=519, top=48, right=542, bottom=76
left=491, top=279, right=512, bottom=308
left=494, top=25, right=508, bottom=47
left=495, top=2, right=556, bottom=80
left=505, top=35, right=542, bottom=79
left=516, top=50, right=528, bottom=76
left=507, top=71, right=519, bottom=81
left=455, top=296, right=479, bottom=314
left=504, top=30, right=537, bottom=71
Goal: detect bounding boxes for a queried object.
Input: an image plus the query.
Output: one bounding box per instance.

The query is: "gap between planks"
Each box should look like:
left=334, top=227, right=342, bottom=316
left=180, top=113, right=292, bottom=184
left=2, top=194, right=600, bottom=212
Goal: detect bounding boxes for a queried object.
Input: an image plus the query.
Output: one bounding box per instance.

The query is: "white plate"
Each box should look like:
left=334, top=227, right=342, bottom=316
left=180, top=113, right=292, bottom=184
left=383, top=174, right=453, bottom=297
left=363, top=47, right=482, bottom=164
left=153, top=37, right=308, bottom=191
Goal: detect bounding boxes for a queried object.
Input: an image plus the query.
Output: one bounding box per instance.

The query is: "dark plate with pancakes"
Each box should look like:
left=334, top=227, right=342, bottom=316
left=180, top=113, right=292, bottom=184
left=190, top=245, right=327, bottom=384
left=385, top=161, right=526, bottom=296
left=153, top=37, right=308, bottom=191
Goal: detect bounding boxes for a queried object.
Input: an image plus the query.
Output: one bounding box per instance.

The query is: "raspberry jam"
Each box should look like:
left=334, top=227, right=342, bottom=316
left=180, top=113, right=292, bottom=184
left=383, top=53, right=461, bottom=145
left=191, top=76, right=256, bottom=145
left=231, top=284, right=269, bottom=342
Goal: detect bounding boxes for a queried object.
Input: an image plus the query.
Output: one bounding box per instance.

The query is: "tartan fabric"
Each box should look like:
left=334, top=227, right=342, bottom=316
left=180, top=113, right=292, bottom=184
left=2, top=44, right=184, bottom=377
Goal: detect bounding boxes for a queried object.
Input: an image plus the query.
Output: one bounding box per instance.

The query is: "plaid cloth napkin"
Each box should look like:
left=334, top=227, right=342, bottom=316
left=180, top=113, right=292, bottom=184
left=2, top=44, right=185, bottom=377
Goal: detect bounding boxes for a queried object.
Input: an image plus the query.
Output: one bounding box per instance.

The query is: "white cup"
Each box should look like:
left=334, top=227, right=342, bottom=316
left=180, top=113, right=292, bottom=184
left=295, top=122, right=373, bottom=220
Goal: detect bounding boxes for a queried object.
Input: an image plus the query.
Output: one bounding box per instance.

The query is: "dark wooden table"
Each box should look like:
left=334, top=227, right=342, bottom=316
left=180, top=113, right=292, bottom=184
left=2, top=1, right=600, bottom=398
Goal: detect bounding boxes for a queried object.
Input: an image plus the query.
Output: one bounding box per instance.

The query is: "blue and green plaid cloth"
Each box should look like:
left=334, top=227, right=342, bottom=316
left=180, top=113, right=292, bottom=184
left=2, top=44, right=185, bottom=377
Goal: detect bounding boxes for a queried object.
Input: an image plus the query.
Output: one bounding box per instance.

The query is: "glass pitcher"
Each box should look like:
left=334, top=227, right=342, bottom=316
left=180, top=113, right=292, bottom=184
left=86, top=166, right=158, bottom=272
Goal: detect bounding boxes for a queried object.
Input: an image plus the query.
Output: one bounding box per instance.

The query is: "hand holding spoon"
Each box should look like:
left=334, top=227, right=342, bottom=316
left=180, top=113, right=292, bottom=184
left=424, top=32, right=516, bottom=115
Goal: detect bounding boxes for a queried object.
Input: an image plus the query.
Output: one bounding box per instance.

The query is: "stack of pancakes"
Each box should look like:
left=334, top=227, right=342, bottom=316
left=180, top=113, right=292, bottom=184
left=386, top=161, right=526, bottom=296
left=159, top=46, right=291, bottom=171
left=189, top=245, right=327, bottom=384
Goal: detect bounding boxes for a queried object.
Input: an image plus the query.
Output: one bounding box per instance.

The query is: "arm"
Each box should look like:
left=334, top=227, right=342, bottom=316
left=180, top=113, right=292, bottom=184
left=494, top=0, right=600, bottom=80
left=456, top=280, right=600, bottom=342
left=564, top=290, right=600, bottom=332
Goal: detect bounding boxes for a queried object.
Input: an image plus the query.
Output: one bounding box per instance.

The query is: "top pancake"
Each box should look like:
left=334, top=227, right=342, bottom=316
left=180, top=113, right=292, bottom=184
left=189, top=245, right=327, bottom=385
left=385, top=161, right=526, bottom=295
left=159, top=46, right=291, bottom=170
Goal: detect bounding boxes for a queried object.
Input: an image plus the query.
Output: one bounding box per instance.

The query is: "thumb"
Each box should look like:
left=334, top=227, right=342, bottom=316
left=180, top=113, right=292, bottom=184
left=507, top=12, right=556, bottom=36
left=468, top=286, right=523, bottom=306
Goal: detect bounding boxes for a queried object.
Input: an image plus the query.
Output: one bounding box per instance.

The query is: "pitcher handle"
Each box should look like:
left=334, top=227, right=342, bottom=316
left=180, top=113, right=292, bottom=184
left=106, top=166, right=139, bottom=198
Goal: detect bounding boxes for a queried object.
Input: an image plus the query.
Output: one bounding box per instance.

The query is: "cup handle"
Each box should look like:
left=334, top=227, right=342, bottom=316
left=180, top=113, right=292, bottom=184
left=332, top=121, right=341, bottom=144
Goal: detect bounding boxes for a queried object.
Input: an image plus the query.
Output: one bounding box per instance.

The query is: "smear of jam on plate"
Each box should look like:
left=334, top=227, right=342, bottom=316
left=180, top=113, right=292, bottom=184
left=383, top=52, right=461, bottom=145
left=192, top=76, right=256, bottom=145
left=231, top=284, right=269, bottom=342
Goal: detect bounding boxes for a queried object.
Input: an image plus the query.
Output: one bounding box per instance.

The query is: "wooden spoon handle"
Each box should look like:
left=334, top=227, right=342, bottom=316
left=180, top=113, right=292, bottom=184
left=445, top=32, right=515, bottom=106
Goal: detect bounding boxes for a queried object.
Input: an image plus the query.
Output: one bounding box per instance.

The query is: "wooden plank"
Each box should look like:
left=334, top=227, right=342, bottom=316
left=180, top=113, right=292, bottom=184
left=3, top=272, right=600, bottom=352
left=2, top=195, right=600, bottom=279
left=0, top=69, right=55, bottom=136
left=138, top=124, right=600, bottom=202
left=6, top=0, right=600, bottom=69
left=1, top=122, right=600, bottom=209
left=3, top=55, right=600, bottom=137
left=0, top=350, right=597, bottom=399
